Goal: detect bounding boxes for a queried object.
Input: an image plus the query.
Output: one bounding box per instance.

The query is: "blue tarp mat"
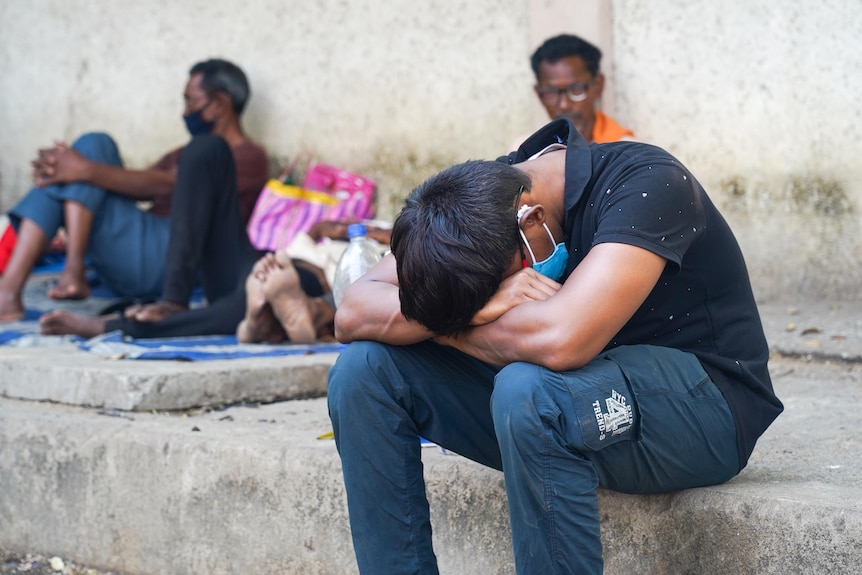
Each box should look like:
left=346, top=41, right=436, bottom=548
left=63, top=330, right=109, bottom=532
left=1, top=323, right=343, bottom=361
left=77, top=331, right=345, bottom=361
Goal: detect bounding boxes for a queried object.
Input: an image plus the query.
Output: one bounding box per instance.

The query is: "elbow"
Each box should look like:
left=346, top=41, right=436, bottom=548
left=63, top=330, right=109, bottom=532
left=542, top=353, right=590, bottom=373
left=333, top=309, right=356, bottom=343
left=534, top=328, right=597, bottom=372
left=333, top=289, right=366, bottom=343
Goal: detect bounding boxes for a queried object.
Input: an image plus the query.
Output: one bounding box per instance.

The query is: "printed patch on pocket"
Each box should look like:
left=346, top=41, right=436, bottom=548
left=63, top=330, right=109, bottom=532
left=592, top=389, right=634, bottom=441
left=575, top=385, right=637, bottom=451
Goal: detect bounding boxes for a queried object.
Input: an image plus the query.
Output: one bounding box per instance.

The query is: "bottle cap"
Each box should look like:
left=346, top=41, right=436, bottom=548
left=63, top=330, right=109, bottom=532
left=347, top=223, right=368, bottom=238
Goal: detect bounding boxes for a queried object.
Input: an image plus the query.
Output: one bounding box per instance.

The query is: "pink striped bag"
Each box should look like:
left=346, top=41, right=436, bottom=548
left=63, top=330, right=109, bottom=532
left=247, top=162, right=376, bottom=251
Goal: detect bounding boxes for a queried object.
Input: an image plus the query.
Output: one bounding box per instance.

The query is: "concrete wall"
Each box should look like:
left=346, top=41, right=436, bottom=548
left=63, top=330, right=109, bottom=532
left=613, top=0, right=862, bottom=301
left=0, top=0, right=543, bottom=218
left=1, top=0, right=859, bottom=300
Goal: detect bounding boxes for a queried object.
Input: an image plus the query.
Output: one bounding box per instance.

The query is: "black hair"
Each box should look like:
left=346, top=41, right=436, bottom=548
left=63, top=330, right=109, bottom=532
left=391, top=160, right=531, bottom=336
left=530, top=34, right=602, bottom=78
left=189, top=58, right=250, bottom=115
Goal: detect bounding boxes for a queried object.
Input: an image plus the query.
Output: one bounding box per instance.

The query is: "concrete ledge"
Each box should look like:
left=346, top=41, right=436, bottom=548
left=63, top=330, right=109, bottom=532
left=0, top=345, right=337, bottom=411
left=1, top=356, right=860, bottom=574
left=1, top=300, right=858, bottom=415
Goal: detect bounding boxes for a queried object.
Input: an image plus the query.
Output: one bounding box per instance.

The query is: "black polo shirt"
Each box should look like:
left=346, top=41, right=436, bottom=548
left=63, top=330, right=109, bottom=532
left=500, top=119, right=783, bottom=469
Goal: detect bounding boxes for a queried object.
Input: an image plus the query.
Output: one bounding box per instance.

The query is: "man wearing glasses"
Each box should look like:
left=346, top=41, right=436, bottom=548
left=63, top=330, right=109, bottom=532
left=519, top=33, right=634, bottom=147
left=329, top=118, right=782, bottom=574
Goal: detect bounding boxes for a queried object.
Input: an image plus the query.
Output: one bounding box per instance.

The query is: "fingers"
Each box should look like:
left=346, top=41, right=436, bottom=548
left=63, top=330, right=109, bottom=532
left=524, top=272, right=562, bottom=300
left=313, top=220, right=352, bottom=240
left=38, top=147, right=58, bottom=164
left=33, top=172, right=58, bottom=188
left=469, top=269, right=562, bottom=326
left=32, top=149, right=58, bottom=181
left=501, top=268, right=561, bottom=300
left=32, top=163, right=56, bottom=177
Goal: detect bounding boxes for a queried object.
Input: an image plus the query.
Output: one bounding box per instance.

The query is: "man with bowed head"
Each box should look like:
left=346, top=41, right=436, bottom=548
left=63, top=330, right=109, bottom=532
left=0, top=58, right=268, bottom=322
left=328, top=118, right=782, bottom=574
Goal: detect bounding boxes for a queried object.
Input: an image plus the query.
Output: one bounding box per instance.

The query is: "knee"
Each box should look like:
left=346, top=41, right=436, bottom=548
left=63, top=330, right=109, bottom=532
left=71, top=132, right=120, bottom=161
left=327, top=341, right=393, bottom=414
left=492, top=363, right=594, bottom=456
left=490, top=363, right=546, bottom=438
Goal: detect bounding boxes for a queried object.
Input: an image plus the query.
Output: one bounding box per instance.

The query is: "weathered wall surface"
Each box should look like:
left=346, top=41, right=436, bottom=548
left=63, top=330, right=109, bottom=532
left=613, top=0, right=862, bottom=301
left=1, top=0, right=859, bottom=300
left=0, top=0, right=540, bottom=218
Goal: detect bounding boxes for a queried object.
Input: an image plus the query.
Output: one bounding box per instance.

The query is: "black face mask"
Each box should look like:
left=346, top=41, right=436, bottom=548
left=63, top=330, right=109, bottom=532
left=183, top=102, right=215, bottom=136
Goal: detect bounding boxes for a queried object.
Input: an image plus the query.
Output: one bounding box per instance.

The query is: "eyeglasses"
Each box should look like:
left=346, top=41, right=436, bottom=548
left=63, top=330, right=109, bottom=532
left=537, top=82, right=591, bottom=105
left=514, top=185, right=528, bottom=269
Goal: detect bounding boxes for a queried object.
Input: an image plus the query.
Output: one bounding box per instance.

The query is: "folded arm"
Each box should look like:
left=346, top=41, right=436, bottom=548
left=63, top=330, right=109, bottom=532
left=334, top=253, right=433, bottom=345
left=32, top=142, right=175, bottom=199
left=437, top=242, right=667, bottom=371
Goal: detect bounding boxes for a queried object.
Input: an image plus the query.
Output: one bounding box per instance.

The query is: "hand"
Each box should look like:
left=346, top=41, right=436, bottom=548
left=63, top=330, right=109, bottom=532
left=469, top=267, right=561, bottom=326
left=307, top=220, right=354, bottom=242
left=365, top=225, right=392, bottom=245
left=31, top=145, right=60, bottom=183
left=31, top=141, right=91, bottom=187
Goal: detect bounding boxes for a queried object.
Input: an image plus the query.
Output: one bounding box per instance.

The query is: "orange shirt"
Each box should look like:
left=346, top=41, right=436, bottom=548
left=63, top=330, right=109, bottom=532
left=591, top=110, right=634, bottom=144
left=510, top=111, right=634, bottom=151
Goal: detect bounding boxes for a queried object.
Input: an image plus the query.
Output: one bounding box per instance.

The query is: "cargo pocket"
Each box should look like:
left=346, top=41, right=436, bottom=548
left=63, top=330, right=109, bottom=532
left=568, top=360, right=639, bottom=452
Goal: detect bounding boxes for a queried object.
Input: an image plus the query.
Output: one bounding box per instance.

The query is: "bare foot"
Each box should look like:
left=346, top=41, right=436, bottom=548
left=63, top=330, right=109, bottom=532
left=237, top=256, right=286, bottom=344
left=0, top=291, right=25, bottom=322
left=39, top=310, right=113, bottom=338
left=124, top=300, right=188, bottom=323
left=263, top=255, right=316, bottom=344
left=46, top=270, right=90, bottom=301
left=122, top=302, right=146, bottom=319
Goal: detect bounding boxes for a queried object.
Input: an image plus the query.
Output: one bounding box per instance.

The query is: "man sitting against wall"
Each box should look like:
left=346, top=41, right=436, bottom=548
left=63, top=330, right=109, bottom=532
left=512, top=33, right=634, bottom=149
left=0, top=58, right=268, bottom=322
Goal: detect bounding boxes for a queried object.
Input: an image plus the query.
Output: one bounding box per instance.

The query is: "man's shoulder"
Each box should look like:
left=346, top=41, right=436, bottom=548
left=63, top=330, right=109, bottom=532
left=593, top=111, right=634, bottom=144
left=586, top=141, right=686, bottom=188
left=231, top=139, right=269, bottom=167
left=233, top=139, right=267, bottom=157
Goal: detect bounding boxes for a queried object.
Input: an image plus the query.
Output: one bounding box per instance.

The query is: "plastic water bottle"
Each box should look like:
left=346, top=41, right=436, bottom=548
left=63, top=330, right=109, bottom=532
left=332, top=223, right=383, bottom=308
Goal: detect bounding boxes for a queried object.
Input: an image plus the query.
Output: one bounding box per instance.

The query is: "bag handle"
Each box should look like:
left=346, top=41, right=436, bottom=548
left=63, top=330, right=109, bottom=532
left=277, top=151, right=315, bottom=184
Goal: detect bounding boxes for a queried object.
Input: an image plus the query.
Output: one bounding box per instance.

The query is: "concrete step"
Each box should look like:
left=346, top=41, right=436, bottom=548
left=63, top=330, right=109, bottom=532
left=1, top=299, right=858, bottom=412
left=2, top=355, right=860, bottom=575
left=1, top=298, right=860, bottom=573
left=0, top=345, right=337, bottom=411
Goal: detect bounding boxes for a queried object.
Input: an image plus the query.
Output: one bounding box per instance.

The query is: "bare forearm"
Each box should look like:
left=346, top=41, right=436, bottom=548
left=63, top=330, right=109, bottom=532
left=442, top=300, right=597, bottom=371
left=439, top=308, right=546, bottom=367
left=443, top=245, right=670, bottom=371
left=334, top=255, right=432, bottom=345
left=334, top=281, right=431, bottom=345
left=87, top=162, right=176, bottom=199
